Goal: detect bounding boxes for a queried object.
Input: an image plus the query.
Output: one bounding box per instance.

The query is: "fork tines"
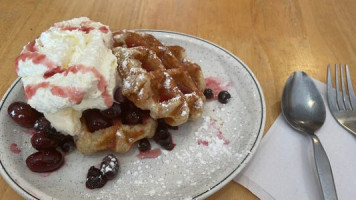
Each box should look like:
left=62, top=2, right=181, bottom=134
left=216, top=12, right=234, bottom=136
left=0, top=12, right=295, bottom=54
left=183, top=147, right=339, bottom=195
left=327, top=64, right=356, bottom=111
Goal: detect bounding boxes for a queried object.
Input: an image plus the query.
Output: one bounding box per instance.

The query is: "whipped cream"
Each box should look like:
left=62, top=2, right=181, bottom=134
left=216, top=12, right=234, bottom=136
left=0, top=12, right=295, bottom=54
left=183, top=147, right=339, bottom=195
left=16, top=17, right=118, bottom=135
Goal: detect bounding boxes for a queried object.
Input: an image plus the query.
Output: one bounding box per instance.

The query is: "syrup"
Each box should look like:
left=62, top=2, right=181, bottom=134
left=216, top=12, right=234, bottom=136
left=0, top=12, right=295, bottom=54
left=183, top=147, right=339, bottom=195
left=217, top=131, right=230, bottom=145
left=9, top=143, right=21, bottom=154
left=25, top=82, right=50, bottom=100
left=197, top=139, right=209, bottom=146
left=50, top=86, right=84, bottom=104
left=137, top=148, right=162, bottom=159
left=23, top=65, right=112, bottom=107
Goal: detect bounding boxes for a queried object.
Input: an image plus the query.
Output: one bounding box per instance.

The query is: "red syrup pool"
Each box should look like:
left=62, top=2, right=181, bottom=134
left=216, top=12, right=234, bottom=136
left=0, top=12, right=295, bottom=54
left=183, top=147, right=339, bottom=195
left=137, top=149, right=162, bottom=159
left=10, top=143, right=21, bottom=154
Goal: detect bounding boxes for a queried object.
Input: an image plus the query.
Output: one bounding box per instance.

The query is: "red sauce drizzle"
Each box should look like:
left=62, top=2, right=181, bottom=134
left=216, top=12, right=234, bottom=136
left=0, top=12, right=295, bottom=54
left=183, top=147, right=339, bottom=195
left=209, top=118, right=230, bottom=145
left=25, top=82, right=50, bottom=100
left=43, top=67, right=66, bottom=78
left=58, top=23, right=108, bottom=34
left=99, top=26, right=109, bottom=33
left=16, top=27, right=112, bottom=107
left=197, top=139, right=209, bottom=146
left=58, top=26, right=94, bottom=34
left=50, top=86, right=84, bottom=104
left=15, top=52, right=58, bottom=74
left=25, top=41, right=37, bottom=52
left=23, top=65, right=112, bottom=107
left=65, top=65, right=112, bottom=106
left=137, top=149, right=162, bottom=159
left=217, top=131, right=230, bottom=145
left=10, top=143, right=21, bottom=154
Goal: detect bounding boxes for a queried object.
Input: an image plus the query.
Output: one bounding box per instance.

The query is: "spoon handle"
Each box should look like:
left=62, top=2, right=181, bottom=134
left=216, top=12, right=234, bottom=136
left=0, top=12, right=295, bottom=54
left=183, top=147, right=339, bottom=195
left=311, top=134, right=338, bottom=200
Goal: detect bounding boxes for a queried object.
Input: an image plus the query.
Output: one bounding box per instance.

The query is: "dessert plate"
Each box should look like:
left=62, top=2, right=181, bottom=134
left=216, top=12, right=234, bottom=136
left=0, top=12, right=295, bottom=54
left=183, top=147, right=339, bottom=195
left=0, top=30, right=265, bottom=200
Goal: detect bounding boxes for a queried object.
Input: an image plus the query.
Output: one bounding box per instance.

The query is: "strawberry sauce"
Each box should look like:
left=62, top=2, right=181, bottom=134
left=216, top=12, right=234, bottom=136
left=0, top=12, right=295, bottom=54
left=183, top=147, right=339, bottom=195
left=57, top=24, right=108, bottom=34
left=43, top=67, right=66, bottom=78
left=25, top=82, right=50, bottom=100
left=197, top=139, right=209, bottom=146
left=15, top=52, right=58, bottom=74
left=64, top=65, right=112, bottom=106
left=22, top=65, right=112, bottom=106
left=10, top=143, right=21, bottom=154
left=25, top=40, right=37, bottom=52
left=137, top=149, right=162, bottom=159
left=99, top=26, right=109, bottom=33
left=16, top=22, right=113, bottom=107
left=217, top=131, right=230, bottom=145
left=58, top=26, right=95, bottom=34
left=51, top=86, right=85, bottom=104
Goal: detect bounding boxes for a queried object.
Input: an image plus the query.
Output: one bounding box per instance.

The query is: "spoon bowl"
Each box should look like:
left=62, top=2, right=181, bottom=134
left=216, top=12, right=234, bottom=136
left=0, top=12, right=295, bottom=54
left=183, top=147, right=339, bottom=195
left=281, top=71, right=337, bottom=200
left=281, top=71, right=326, bottom=134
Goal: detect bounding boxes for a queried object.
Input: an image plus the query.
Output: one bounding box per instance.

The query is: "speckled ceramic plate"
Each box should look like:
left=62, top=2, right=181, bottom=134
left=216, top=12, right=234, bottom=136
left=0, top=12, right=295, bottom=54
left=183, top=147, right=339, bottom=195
left=0, top=30, right=265, bottom=200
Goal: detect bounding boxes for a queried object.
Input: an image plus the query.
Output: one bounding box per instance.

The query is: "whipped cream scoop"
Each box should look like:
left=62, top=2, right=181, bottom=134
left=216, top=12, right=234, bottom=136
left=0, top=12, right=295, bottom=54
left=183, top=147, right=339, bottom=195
left=16, top=17, right=118, bottom=135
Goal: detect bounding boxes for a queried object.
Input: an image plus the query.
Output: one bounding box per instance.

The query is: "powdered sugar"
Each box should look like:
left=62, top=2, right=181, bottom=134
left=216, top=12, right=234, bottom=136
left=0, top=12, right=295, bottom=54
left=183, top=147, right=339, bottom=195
left=163, top=76, right=171, bottom=89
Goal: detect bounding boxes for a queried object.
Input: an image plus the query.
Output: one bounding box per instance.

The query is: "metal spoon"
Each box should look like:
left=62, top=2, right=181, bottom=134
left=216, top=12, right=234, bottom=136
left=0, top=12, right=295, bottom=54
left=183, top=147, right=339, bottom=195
left=281, top=71, right=338, bottom=200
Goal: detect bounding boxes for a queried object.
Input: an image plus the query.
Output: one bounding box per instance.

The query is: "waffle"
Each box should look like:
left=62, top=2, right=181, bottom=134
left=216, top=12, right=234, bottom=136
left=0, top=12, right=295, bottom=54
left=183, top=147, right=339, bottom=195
left=113, top=30, right=206, bottom=126
left=75, top=116, right=157, bottom=154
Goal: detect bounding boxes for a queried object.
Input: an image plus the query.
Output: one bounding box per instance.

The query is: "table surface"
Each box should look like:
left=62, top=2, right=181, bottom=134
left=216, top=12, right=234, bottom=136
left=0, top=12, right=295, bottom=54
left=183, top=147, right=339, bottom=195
left=1, top=0, right=356, bottom=199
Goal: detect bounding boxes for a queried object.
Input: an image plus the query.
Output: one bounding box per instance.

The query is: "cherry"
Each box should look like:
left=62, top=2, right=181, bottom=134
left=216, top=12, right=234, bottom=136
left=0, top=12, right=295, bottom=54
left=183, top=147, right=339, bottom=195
left=26, top=150, right=64, bottom=173
left=218, top=90, right=231, bottom=104
left=46, top=128, right=66, bottom=142
left=157, top=119, right=178, bottom=130
left=86, top=166, right=107, bottom=189
left=203, top=88, right=214, bottom=99
left=113, top=87, right=128, bottom=103
left=138, top=139, right=151, bottom=152
left=31, top=132, right=58, bottom=151
left=33, top=117, right=51, bottom=133
left=100, top=154, right=120, bottom=180
left=83, top=109, right=112, bottom=132
left=158, top=136, right=175, bottom=150
left=100, top=102, right=121, bottom=120
left=59, top=135, right=76, bottom=153
left=8, top=102, right=42, bottom=128
left=154, top=122, right=169, bottom=140
left=153, top=121, right=175, bottom=151
left=123, top=110, right=141, bottom=125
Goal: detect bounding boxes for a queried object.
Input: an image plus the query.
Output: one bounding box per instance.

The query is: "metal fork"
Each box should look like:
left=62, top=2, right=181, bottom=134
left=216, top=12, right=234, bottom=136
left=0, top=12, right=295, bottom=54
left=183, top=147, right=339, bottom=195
left=327, top=64, right=356, bottom=136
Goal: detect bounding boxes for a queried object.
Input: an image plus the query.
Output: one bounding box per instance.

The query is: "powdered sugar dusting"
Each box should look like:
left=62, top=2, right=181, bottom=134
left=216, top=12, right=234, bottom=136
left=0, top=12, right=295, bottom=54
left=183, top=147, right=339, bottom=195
left=82, top=103, right=246, bottom=200
left=163, top=74, right=171, bottom=89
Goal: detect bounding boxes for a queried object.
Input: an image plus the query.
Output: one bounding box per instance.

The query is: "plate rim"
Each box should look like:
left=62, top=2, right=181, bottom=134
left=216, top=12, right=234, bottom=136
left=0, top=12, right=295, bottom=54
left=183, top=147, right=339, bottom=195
left=0, top=30, right=266, bottom=200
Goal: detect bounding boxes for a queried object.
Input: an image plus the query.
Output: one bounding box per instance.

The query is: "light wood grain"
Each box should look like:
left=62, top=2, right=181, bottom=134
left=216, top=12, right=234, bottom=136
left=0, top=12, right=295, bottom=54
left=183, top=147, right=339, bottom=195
left=1, top=0, right=356, bottom=199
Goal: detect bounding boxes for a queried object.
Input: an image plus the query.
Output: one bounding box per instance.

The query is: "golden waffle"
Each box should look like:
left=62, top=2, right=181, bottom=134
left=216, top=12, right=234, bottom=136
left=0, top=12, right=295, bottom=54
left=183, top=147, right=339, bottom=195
left=113, top=30, right=206, bottom=126
left=75, top=117, right=157, bottom=154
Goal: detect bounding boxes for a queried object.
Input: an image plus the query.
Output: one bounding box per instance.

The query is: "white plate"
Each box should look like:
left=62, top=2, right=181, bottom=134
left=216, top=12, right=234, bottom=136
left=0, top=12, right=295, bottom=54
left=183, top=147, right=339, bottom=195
left=0, top=30, right=265, bottom=200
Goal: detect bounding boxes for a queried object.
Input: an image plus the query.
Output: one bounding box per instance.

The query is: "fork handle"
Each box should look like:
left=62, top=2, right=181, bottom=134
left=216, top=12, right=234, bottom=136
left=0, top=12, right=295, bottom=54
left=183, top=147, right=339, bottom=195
left=311, top=134, right=338, bottom=200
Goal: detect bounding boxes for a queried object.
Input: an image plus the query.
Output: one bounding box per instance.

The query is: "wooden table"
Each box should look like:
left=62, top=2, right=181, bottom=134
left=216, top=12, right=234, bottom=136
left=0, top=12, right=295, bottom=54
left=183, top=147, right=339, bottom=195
left=1, top=0, right=356, bottom=199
